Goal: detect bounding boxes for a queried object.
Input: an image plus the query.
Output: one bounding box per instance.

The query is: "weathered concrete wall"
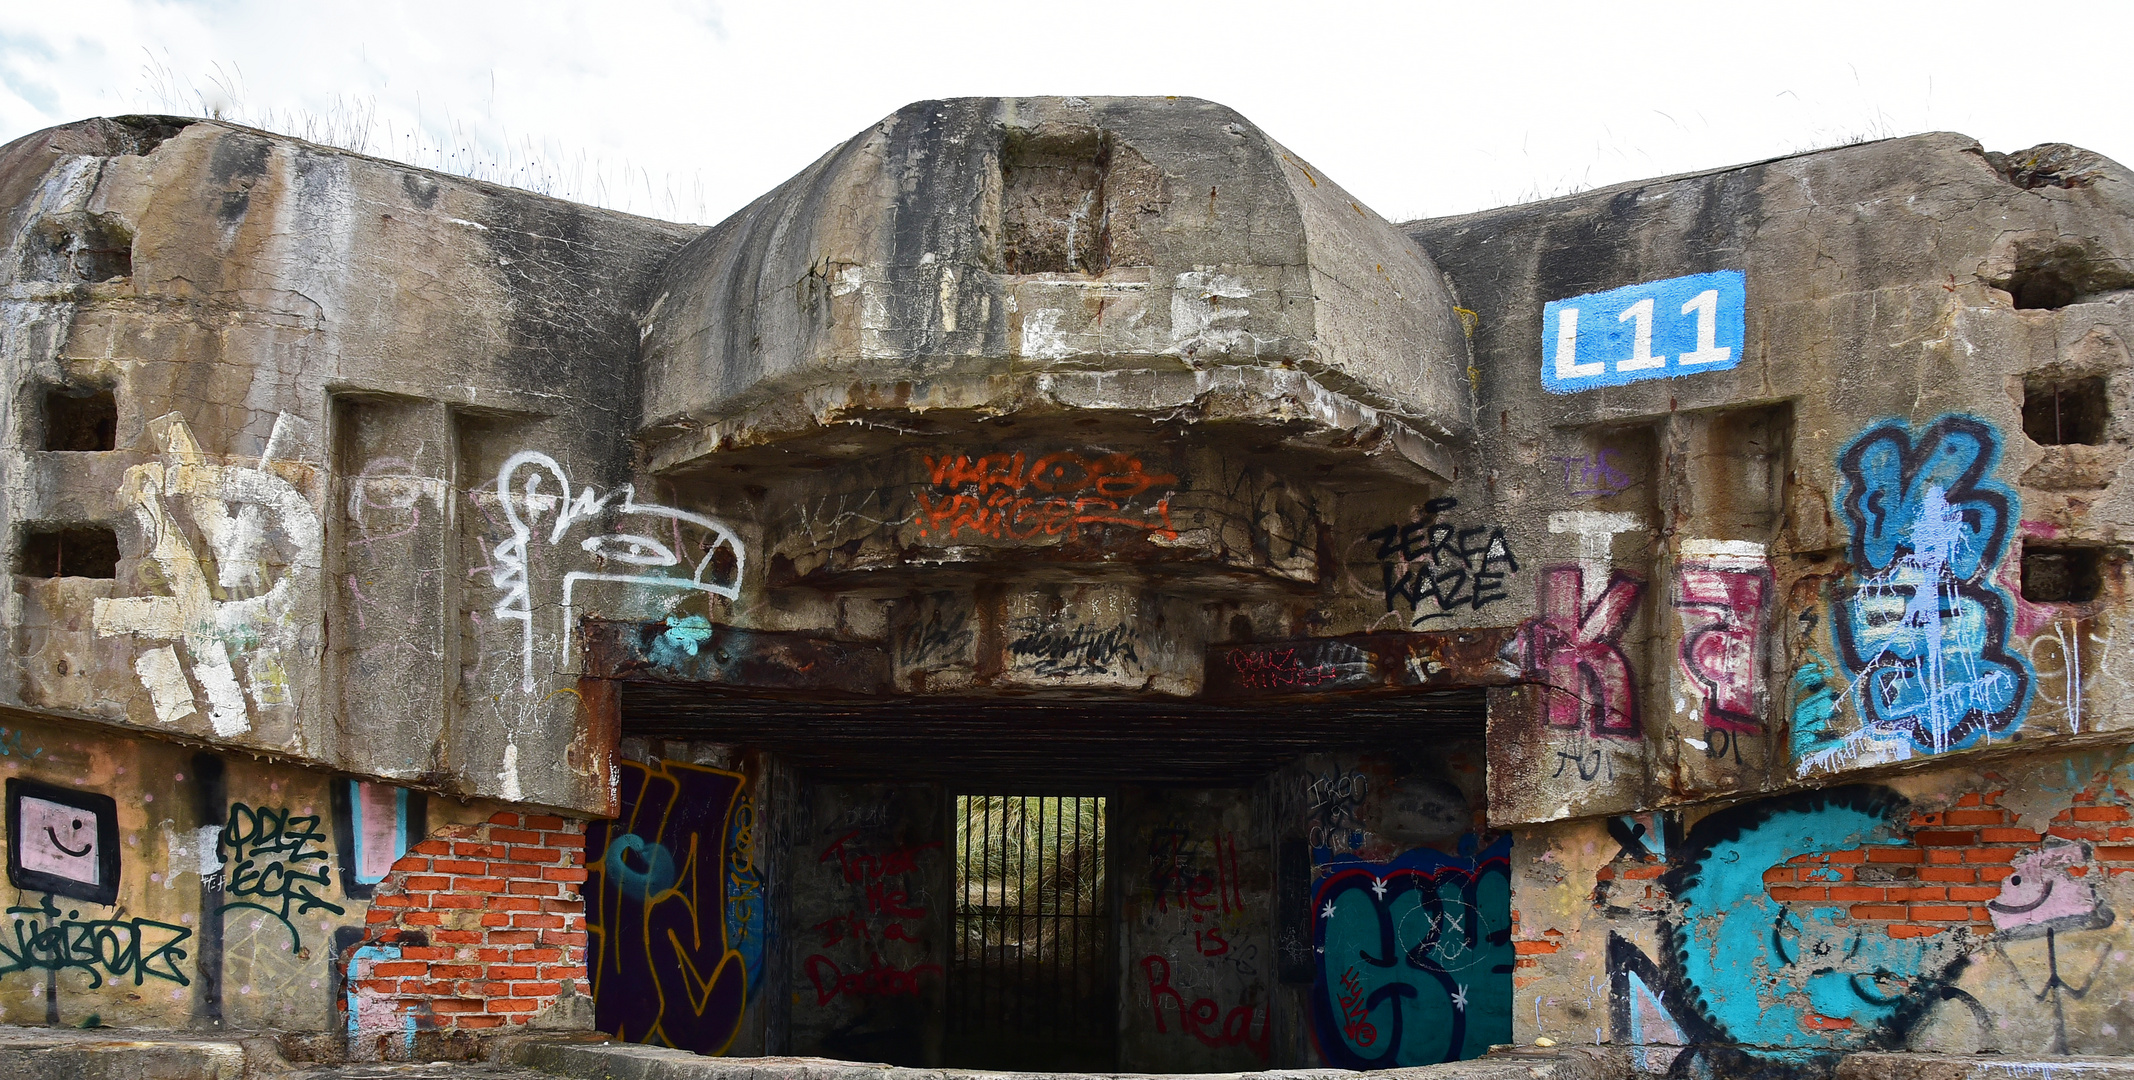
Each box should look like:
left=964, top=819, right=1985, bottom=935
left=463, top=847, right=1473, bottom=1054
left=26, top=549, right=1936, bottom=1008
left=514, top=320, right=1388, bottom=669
left=1408, top=133, right=2134, bottom=825
left=1402, top=133, right=2134, bottom=1075
left=1, top=116, right=698, bottom=815
left=637, top=96, right=1471, bottom=476
left=1118, top=786, right=1273, bottom=1072
left=0, top=706, right=582, bottom=1055
left=7, top=96, right=2134, bottom=1076
left=1512, top=744, right=2134, bottom=1074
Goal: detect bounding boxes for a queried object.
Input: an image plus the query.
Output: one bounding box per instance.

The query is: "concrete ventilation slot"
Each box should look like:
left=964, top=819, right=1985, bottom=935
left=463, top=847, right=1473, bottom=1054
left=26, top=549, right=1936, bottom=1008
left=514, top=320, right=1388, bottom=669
left=2023, top=376, right=2108, bottom=445
left=17, top=526, right=120, bottom=579
left=1990, top=243, right=2134, bottom=310
left=41, top=386, right=117, bottom=451
left=24, top=215, right=134, bottom=283
left=2022, top=545, right=2103, bottom=603
left=1002, top=131, right=1111, bottom=275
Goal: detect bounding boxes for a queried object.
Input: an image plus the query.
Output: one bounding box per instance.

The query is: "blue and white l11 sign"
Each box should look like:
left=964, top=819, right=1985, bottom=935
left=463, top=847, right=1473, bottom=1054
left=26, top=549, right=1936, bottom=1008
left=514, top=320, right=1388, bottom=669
left=1540, top=270, right=1745, bottom=393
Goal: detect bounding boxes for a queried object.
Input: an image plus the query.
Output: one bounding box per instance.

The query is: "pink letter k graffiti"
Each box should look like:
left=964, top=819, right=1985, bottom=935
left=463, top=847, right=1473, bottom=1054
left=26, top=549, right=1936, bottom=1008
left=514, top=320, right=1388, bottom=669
left=1518, top=566, right=1645, bottom=738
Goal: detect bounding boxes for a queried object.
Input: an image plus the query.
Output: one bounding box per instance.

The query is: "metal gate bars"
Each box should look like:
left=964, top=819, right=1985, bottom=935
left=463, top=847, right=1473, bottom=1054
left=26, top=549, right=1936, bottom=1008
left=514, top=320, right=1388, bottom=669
left=948, top=793, right=1112, bottom=1069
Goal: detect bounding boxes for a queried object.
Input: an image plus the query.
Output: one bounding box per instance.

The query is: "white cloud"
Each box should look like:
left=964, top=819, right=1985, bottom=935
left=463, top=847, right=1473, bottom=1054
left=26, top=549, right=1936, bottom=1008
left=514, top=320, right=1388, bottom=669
left=1, top=1, right=2128, bottom=225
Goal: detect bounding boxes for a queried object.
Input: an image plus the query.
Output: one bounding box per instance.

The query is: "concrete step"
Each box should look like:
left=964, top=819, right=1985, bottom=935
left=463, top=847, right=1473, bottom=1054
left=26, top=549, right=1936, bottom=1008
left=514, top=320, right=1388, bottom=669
left=500, top=1041, right=1626, bottom=1080
left=1838, top=1054, right=2134, bottom=1080
left=0, top=1026, right=257, bottom=1080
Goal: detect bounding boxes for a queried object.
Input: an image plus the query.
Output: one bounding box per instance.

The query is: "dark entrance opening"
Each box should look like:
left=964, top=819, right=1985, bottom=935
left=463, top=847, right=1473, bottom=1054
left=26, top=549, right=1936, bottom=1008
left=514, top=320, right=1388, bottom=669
left=606, top=683, right=1495, bottom=1070
left=950, top=793, right=1112, bottom=1070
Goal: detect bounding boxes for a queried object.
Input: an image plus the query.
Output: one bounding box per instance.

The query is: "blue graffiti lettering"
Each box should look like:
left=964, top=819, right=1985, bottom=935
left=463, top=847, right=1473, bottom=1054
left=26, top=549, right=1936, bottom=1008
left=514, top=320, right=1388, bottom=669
left=1819, top=416, right=2030, bottom=769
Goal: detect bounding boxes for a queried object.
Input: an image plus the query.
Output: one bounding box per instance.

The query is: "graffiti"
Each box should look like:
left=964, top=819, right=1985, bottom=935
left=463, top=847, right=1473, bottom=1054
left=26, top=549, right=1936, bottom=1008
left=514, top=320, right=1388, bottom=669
left=1141, top=954, right=1271, bottom=1061
left=1603, top=786, right=1975, bottom=1076
left=895, top=598, right=973, bottom=667
left=488, top=451, right=744, bottom=692
left=726, top=796, right=766, bottom=991
left=1226, top=644, right=1360, bottom=690
left=1555, top=449, right=1636, bottom=497
left=218, top=802, right=344, bottom=953
left=1786, top=652, right=1842, bottom=763
left=1818, top=416, right=2031, bottom=769
left=1514, top=566, right=1645, bottom=738
left=1666, top=788, right=1962, bottom=1053
left=914, top=450, right=1178, bottom=542
left=821, top=832, right=941, bottom=892
left=0, top=895, right=191, bottom=987
left=1991, top=839, right=2112, bottom=936
left=331, top=780, right=423, bottom=901
left=0, top=729, right=45, bottom=759
left=1551, top=741, right=1619, bottom=783
left=6, top=780, right=118, bottom=905
left=1213, top=639, right=1384, bottom=695
left=1006, top=619, right=1137, bottom=678
left=1369, top=498, right=1519, bottom=626
left=1147, top=828, right=1245, bottom=917
left=1989, top=840, right=2115, bottom=1054
left=1673, top=543, right=1772, bottom=734
left=93, top=413, right=319, bottom=736
left=1305, top=770, right=1368, bottom=852
left=1310, top=835, right=1513, bottom=1067
left=586, top=760, right=751, bottom=1055
left=804, top=953, right=943, bottom=1006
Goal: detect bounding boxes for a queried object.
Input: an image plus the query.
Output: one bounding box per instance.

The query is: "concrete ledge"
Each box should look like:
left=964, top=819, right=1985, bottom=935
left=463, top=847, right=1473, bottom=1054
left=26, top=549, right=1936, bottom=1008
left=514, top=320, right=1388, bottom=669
left=1837, top=1054, right=2134, bottom=1080
left=504, top=1042, right=1629, bottom=1080
left=0, top=1029, right=254, bottom=1080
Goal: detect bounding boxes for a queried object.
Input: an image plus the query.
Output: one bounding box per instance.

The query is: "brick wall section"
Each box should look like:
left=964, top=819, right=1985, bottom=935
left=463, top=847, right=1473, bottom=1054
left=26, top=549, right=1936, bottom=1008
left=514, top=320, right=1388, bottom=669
left=346, top=812, right=590, bottom=1043
left=1533, top=778, right=2131, bottom=969
left=1759, top=784, right=2129, bottom=940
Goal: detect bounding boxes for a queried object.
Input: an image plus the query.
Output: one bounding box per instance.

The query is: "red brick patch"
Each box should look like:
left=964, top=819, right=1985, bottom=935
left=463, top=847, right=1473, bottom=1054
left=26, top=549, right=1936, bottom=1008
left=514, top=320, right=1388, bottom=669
left=345, top=815, right=589, bottom=1041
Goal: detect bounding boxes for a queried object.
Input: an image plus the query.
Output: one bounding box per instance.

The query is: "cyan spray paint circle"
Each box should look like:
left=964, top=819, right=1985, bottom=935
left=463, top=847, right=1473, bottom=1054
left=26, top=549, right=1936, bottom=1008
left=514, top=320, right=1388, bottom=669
left=604, top=834, right=678, bottom=900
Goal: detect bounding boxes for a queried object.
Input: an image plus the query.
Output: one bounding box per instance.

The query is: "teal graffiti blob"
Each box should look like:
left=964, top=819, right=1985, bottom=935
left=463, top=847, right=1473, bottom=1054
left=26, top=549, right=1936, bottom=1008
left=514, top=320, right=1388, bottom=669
left=1664, top=786, right=1963, bottom=1054
left=648, top=614, right=716, bottom=669
left=1311, top=835, right=1513, bottom=1067
left=603, top=834, right=679, bottom=900
left=1787, top=652, right=1841, bottom=762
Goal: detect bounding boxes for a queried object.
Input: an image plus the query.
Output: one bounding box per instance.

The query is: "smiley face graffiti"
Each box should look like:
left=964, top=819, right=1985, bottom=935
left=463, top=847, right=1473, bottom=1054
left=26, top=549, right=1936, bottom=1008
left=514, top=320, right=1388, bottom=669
left=6, top=780, right=120, bottom=905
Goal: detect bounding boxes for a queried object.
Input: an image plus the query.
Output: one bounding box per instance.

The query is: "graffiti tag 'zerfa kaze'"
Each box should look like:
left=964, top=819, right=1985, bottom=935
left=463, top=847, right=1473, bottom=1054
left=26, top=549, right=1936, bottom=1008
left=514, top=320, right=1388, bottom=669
left=1807, top=416, right=2032, bottom=770
left=1369, top=498, right=1519, bottom=626
left=1309, top=836, right=1513, bottom=1067
left=489, top=452, right=745, bottom=692
left=1542, top=271, right=1745, bottom=393
left=94, top=413, right=320, bottom=737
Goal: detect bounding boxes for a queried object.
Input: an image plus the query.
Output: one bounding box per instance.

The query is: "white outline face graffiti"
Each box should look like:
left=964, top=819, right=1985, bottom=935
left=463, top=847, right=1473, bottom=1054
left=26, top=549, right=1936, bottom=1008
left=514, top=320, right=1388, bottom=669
left=489, top=451, right=745, bottom=691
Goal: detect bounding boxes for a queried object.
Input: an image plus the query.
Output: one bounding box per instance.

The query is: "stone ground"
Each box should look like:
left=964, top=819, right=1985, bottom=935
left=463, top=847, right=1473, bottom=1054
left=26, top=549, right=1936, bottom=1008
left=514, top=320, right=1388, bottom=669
left=290, top=1066, right=557, bottom=1080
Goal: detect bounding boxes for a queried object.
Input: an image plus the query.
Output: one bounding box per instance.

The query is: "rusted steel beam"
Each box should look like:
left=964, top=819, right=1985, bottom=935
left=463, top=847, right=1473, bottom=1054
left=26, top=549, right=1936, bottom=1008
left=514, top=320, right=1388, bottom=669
left=580, top=618, right=891, bottom=695
left=1203, top=628, right=1521, bottom=700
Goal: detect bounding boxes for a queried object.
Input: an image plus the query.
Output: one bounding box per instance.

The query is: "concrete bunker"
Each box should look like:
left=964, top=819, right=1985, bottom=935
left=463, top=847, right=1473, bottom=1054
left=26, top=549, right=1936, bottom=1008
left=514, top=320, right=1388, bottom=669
left=3, top=95, right=2134, bottom=1076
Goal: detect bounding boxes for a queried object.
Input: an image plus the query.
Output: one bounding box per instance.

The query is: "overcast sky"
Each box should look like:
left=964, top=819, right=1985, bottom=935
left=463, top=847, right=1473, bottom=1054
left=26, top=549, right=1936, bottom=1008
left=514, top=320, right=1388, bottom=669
left=5, top=1, right=2131, bottom=226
